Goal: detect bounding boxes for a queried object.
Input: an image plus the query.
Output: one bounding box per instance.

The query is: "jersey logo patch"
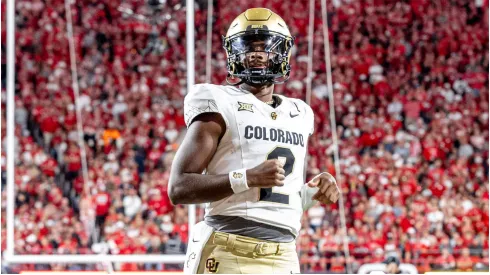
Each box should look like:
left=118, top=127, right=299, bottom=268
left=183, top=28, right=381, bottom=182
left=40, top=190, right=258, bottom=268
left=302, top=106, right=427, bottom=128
left=232, top=172, right=243, bottom=179
left=271, top=112, right=278, bottom=120
left=206, top=258, right=220, bottom=273
left=238, top=102, right=254, bottom=113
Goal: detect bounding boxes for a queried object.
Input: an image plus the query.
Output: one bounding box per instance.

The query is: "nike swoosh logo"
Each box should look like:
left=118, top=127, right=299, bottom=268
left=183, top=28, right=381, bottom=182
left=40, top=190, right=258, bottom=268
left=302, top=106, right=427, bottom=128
left=290, top=112, right=299, bottom=118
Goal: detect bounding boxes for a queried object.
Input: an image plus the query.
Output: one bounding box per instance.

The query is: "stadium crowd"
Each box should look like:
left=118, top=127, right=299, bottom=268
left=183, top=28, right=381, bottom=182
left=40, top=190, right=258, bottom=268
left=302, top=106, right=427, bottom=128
left=1, top=0, right=489, bottom=273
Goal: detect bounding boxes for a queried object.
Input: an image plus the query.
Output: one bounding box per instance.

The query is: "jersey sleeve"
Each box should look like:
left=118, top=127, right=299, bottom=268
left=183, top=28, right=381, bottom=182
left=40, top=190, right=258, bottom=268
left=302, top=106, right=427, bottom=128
left=184, top=84, right=228, bottom=128
left=306, top=104, right=315, bottom=135
left=290, top=98, right=315, bottom=135
left=296, top=99, right=315, bottom=135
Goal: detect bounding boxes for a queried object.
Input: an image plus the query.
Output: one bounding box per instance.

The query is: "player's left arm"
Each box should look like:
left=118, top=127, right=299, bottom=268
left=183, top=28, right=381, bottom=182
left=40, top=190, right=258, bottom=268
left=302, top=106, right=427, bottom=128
left=305, top=172, right=340, bottom=205
left=300, top=101, right=340, bottom=210
left=300, top=163, right=340, bottom=210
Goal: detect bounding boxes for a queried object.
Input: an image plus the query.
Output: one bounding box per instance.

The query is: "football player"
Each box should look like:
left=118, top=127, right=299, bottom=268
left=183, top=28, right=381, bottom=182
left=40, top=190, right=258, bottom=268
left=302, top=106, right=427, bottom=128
left=169, top=7, right=340, bottom=274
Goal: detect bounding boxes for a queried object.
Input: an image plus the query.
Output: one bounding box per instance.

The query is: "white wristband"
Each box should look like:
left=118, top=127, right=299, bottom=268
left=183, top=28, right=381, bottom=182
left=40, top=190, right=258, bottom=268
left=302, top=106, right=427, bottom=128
left=229, top=169, right=249, bottom=194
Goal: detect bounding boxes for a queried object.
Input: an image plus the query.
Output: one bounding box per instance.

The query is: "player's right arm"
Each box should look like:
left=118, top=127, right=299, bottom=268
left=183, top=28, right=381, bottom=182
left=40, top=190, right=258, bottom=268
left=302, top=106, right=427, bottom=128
left=168, top=85, right=285, bottom=205
left=168, top=113, right=286, bottom=205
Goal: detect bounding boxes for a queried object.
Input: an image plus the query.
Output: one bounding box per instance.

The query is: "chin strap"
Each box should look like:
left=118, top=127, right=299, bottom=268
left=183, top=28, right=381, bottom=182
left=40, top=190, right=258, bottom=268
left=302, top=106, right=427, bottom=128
left=227, top=75, right=278, bottom=87
left=226, top=70, right=291, bottom=86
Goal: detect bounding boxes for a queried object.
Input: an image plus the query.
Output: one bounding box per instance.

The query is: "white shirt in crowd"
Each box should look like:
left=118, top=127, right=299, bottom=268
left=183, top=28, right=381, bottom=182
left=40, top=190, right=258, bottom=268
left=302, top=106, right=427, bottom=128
left=123, top=194, right=142, bottom=218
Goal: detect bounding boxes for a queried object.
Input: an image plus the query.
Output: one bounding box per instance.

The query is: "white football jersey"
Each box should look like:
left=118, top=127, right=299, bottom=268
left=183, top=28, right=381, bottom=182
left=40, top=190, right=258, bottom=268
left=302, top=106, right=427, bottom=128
left=184, top=84, right=315, bottom=237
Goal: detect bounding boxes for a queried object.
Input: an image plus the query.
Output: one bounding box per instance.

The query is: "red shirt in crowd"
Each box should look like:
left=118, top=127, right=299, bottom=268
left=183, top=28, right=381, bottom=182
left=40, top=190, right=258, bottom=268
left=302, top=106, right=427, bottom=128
left=40, top=157, right=57, bottom=177
left=173, top=223, right=189, bottom=243
left=94, top=192, right=111, bottom=216
left=456, top=255, right=476, bottom=271
left=40, top=115, right=60, bottom=133
left=434, top=254, right=456, bottom=267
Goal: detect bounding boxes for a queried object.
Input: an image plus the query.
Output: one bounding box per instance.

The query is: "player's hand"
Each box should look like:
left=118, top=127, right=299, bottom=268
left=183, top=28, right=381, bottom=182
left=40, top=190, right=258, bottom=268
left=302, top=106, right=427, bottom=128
left=246, top=159, right=285, bottom=188
left=306, top=172, right=340, bottom=205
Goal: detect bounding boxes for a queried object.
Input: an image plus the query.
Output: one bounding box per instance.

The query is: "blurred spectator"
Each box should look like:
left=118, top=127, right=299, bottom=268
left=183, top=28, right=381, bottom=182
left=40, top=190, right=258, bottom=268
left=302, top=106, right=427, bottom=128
left=433, top=249, right=456, bottom=271
left=94, top=185, right=111, bottom=237
left=456, top=248, right=475, bottom=271
left=122, top=187, right=141, bottom=218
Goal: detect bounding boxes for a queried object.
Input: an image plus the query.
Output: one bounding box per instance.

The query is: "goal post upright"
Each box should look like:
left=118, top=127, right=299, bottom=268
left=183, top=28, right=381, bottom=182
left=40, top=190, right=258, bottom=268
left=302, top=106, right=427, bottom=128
left=186, top=0, right=197, bottom=234
left=6, top=0, right=17, bottom=260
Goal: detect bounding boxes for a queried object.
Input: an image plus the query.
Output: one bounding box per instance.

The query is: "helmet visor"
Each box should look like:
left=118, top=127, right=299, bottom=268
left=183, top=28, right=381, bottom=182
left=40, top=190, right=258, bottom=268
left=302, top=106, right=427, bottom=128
left=228, top=32, right=289, bottom=57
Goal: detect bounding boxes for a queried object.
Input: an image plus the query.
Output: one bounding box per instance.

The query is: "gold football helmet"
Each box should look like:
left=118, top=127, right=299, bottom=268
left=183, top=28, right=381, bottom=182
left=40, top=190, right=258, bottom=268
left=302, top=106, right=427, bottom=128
left=222, top=8, right=295, bottom=86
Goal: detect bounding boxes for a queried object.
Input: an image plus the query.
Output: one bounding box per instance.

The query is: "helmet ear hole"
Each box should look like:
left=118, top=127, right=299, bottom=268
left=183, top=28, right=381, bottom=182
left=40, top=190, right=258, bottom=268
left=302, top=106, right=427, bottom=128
left=226, top=73, right=243, bottom=85
left=271, top=54, right=283, bottom=64
left=273, top=73, right=290, bottom=84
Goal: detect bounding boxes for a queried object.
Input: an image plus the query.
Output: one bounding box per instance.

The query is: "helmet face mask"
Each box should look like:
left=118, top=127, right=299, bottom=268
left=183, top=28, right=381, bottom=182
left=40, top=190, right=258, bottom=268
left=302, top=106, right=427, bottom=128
left=222, top=8, right=294, bottom=86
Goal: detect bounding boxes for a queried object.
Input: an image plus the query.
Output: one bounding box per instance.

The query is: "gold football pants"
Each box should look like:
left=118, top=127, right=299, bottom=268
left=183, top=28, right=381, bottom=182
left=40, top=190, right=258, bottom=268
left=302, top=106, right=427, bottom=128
left=196, top=231, right=300, bottom=274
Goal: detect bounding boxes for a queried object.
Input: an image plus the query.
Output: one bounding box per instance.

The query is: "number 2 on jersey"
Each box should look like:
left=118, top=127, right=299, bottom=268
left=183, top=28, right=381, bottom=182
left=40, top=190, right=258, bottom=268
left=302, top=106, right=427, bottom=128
left=259, top=147, right=295, bottom=204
